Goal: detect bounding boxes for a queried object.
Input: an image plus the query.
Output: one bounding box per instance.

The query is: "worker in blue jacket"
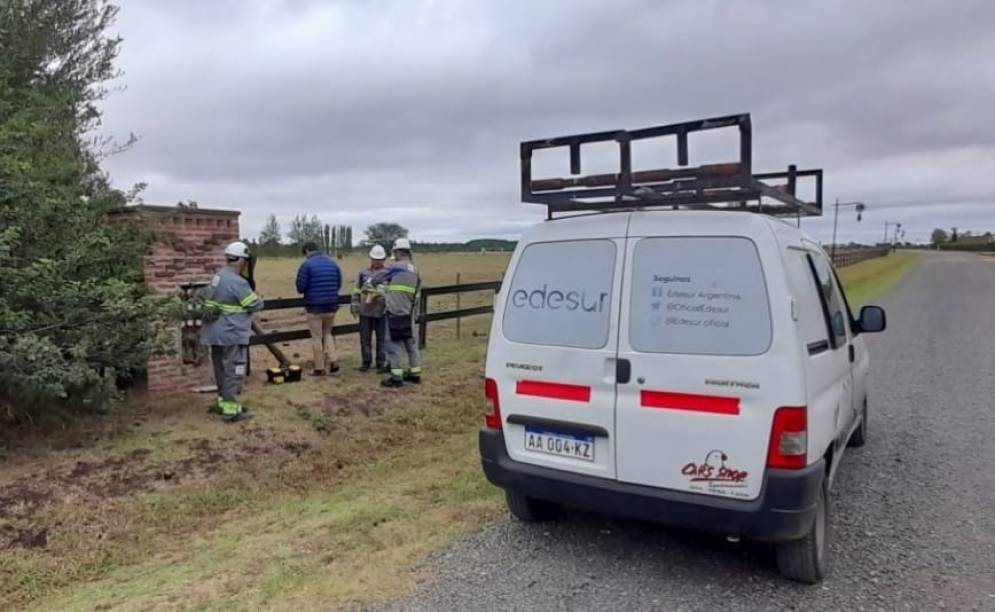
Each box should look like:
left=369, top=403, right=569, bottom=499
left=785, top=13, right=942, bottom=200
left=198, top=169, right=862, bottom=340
left=296, top=241, right=342, bottom=375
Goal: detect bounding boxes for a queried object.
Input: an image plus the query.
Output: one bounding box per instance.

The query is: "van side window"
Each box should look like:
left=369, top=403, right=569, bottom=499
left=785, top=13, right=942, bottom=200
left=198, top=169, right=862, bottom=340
left=806, top=253, right=848, bottom=349
left=502, top=239, right=616, bottom=349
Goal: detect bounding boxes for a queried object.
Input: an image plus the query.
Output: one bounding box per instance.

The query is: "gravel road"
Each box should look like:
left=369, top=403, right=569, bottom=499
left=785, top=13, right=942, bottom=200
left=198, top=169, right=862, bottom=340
left=383, top=252, right=995, bottom=611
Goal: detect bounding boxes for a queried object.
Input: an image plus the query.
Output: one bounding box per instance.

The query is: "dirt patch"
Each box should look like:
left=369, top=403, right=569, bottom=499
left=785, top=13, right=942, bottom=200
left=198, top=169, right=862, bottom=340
left=322, top=388, right=400, bottom=419
left=0, top=484, right=53, bottom=519
left=1, top=524, right=49, bottom=551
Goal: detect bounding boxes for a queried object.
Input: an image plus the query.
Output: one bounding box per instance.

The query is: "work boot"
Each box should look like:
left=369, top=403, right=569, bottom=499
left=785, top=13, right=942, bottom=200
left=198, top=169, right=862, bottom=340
left=311, top=369, right=326, bottom=377
left=358, top=364, right=371, bottom=373
left=376, top=365, right=390, bottom=374
left=222, top=410, right=252, bottom=423
left=403, top=372, right=422, bottom=384
left=328, top=363, right=341, bottom=374
left=381, top=376, right=403, bottom=388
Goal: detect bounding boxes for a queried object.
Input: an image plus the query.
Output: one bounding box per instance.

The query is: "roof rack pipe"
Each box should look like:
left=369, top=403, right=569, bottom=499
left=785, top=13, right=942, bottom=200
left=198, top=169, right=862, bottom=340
left=739, top=114, right=752, bottom=176
left=677, top=129, right=689, bottom=166
left=530, top=163, right=745, bottom=192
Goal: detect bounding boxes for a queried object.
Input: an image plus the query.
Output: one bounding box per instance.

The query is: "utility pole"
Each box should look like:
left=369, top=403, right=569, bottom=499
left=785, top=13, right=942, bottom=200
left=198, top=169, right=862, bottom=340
left=884, top=221, right=901, bottom=246
left=831, top=200, right=867, bottom=261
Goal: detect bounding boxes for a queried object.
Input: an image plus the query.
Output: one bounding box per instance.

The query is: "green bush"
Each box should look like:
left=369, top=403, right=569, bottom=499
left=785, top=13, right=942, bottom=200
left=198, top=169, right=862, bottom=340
left=0, top=0, right=175, bottom=418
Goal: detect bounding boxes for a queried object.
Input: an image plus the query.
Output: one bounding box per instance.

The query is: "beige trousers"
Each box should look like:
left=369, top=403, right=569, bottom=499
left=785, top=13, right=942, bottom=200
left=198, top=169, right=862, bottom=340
left=306, top=311, right=338, bottom=371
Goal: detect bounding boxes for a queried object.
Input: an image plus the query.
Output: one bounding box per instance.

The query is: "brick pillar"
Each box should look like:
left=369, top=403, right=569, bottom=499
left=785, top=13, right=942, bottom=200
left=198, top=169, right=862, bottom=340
left=112, top=205, right=241, bottom=392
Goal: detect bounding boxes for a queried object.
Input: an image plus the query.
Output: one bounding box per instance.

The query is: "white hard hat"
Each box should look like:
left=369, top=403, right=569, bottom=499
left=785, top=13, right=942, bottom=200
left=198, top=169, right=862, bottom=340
left=224, top=241, right=250, bottom=259
left=393, top=238, right=412, bottom=251
left=369, top=245, right=387, bottom=260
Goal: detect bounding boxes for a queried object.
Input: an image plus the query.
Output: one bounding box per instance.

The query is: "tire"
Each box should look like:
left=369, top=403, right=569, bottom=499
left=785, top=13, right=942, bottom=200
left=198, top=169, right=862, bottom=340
left=775, top=479, right=830, bottom=584
left=848, top=400, right=868, bottom=448
left=505, top=490, right=560, bottom=522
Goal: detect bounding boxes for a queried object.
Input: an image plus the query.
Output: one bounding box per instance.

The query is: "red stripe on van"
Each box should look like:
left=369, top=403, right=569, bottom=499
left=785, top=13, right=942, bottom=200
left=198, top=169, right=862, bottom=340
left=516, top=380, right=591, bottom=403
left=640, top=390, right=740, bottom=415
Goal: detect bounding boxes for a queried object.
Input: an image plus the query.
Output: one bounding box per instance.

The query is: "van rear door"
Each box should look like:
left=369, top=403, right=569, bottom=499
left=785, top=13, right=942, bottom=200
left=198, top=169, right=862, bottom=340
left=615, top=214, right=798, bottom=501
left=489, top=217, right=628, bottom=480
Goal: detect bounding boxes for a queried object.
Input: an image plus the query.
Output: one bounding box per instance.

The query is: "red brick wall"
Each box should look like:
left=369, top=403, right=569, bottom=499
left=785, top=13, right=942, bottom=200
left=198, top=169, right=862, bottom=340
left=114, top=206, right=241, bottom=392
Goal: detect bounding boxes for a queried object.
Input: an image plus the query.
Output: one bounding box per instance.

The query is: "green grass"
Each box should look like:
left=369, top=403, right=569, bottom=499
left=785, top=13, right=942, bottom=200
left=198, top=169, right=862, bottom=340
left=37, top=435, right=501, bottom=611
left=3, top=316, right=503, bottom=611
left=837, top=250, right=920, bottom=308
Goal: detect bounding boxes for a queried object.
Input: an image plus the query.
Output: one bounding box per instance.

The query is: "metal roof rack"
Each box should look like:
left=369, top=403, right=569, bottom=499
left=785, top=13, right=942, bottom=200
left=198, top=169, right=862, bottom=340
left=521, top=113, right=823, bottom=220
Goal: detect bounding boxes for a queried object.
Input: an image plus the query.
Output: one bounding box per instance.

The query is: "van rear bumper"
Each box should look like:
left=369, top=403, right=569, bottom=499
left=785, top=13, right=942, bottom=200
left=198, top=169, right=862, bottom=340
left=479, top=428, right=823, bottom=542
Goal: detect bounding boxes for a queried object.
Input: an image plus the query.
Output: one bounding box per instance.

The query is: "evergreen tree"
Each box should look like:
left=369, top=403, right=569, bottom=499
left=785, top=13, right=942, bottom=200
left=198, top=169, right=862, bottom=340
left=0, top=0, right=175, bottom=416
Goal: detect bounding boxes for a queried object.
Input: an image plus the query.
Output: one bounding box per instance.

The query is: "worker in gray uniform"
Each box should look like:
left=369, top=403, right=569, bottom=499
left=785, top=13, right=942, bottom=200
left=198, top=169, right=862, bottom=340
left=379, top=238, right=422, bottom=388
left=351, top=244, right=389, bottom=373
left=201, top=241, right=264, bottom=421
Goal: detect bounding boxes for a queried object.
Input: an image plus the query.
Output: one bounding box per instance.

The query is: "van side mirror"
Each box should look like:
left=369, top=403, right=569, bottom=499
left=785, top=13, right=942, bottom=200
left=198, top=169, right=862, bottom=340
left=858, top=305, right=886, bottom=333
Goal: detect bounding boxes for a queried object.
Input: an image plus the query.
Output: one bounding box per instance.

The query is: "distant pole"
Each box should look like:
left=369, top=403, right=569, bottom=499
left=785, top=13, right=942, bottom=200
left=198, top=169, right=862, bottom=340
left=831, top=198, right=840, bottom=262
left=456, top=273, right=462, bottom=340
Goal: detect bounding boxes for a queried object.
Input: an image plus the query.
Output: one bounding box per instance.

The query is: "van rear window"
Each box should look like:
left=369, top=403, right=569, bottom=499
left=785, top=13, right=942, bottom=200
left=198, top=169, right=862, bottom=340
left=502, top=239, right=616, bottom=349
left=628, top=237, right=772, bottom=356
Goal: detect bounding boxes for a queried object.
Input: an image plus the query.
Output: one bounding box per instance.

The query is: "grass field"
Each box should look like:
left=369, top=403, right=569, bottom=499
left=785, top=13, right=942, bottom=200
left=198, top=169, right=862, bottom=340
left=836, top=250, right=919, bottom=308
left=0, top=250, right=919, bottom=610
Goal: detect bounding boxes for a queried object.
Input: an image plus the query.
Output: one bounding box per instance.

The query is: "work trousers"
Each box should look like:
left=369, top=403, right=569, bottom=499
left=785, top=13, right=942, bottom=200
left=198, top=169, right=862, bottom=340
left=384, top=318, right=422, bottom=378
left=306, top=310, right=339, bottom=371
left=211, top=345, right=247, bottom=415
left=359, top=315, right=386, bottom=368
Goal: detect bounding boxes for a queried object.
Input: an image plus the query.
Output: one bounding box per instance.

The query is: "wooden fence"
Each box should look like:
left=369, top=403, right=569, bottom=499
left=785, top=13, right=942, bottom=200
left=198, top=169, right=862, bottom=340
left=249, top=280, right=502, bottom=357
left=831, top=247, right=890, bottom=268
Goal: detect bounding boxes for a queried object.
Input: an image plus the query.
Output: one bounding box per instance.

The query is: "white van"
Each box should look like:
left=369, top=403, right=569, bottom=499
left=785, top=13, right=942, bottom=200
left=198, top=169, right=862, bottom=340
left=480, top=116, right=887, bottom=583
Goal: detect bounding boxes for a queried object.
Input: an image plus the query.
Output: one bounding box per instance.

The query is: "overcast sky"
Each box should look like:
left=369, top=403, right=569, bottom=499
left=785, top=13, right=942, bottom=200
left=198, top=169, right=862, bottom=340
left=99, top=0, right=995, bottom=245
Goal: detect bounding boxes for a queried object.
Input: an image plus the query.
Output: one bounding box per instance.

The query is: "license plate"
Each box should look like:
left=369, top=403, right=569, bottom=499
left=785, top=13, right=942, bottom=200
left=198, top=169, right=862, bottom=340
left=524, top=427, right=595, bottom=462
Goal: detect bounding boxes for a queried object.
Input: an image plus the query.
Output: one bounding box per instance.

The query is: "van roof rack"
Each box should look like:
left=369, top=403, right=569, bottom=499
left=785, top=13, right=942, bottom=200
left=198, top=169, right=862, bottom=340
left=521, top=113, right=823, bottom=220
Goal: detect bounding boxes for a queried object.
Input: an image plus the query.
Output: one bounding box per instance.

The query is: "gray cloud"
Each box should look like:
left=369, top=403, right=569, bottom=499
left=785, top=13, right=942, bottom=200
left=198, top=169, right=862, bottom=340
left=99, top=0, right=995, bottom=243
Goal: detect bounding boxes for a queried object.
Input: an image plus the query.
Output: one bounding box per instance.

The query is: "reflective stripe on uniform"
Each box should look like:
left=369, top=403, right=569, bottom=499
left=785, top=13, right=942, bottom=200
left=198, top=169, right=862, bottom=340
left=387, top=284, right=417, bottom=294
left=205, top=299, right=247, bottom=314
left=409, top=366, right=422, bottom=374
left=240, top=292, right=261, bottom=307
left=391, top=368, right=405, bottom=377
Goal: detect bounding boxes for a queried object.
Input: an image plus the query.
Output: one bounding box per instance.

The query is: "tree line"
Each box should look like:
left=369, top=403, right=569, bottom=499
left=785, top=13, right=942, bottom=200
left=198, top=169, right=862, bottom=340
left=931, top=227, right=994, bottom=251
left=254, top=218, right=514, bottom=257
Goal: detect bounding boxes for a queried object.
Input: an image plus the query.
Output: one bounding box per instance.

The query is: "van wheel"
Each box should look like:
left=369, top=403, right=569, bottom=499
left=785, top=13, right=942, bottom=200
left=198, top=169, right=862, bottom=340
left=505, top=490, right=560, bottom=522
left=848, top=400, right=868, bottom=448
left=775, top=480, right=829, bottom=584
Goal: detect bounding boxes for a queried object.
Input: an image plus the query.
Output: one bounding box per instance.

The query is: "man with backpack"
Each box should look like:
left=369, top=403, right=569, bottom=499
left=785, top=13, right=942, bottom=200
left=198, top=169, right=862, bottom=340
left=351, top=245, right=389, bottom=373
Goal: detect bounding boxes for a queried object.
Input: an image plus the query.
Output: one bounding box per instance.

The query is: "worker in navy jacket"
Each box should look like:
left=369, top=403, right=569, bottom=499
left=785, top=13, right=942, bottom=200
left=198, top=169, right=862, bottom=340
left=295, top=242, right=342, bottom=374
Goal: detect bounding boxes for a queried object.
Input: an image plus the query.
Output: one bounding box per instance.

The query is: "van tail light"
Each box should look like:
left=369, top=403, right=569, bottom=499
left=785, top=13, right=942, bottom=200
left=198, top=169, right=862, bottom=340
left=767, top=406, right=807, bottom=469
left=484, top=378, right=502, bottom=429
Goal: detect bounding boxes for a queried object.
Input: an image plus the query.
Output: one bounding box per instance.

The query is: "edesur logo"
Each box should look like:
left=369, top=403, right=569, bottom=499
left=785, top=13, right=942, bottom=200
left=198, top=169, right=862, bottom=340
left=511, top=284, right=609, bottom=312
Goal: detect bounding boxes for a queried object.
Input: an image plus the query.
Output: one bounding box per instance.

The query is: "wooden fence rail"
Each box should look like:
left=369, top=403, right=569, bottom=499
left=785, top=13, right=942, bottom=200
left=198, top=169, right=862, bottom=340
left=831, top=247, right=890, bottom=268
left=250, top=281, right=502, bottom=353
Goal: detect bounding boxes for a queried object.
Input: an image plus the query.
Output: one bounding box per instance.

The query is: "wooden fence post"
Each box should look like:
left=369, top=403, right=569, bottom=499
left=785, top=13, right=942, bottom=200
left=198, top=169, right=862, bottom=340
left=418, top=290, right=429, bottom=350
left=456, top=273, right=462, bottom=340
